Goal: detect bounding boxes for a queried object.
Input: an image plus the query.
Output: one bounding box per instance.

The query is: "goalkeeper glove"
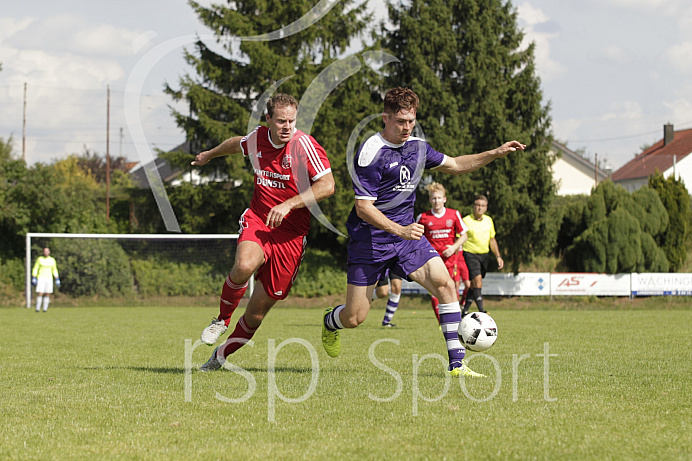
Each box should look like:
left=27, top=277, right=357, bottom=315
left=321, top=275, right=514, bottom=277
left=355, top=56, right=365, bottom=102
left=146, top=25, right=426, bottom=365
left=31, top=277, right=37, bottom=286
left=55, top=278, right=61, bottom=287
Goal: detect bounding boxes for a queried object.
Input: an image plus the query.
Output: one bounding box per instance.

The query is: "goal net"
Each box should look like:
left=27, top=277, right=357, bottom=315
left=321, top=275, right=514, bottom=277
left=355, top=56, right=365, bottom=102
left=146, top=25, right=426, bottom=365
left=25, top=233, right=251, bottom=307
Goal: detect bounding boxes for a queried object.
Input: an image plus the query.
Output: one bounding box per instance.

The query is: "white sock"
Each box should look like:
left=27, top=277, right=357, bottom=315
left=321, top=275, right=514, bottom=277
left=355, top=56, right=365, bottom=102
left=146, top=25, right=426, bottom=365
left=43, top=297, right=50, bottom=311
left=36, top=296, right=43, bottom=311
left=325, top=304, right=346, bottom=330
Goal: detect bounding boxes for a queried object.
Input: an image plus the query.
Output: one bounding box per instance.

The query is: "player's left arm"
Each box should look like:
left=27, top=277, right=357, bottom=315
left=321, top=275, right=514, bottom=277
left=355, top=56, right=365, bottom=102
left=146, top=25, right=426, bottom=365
left=442, top=210, right=468, bottom=257
left=443, top=233, right=467, bottom=258
left=264, top=172, right=335, bottom=228
left=436, top=141, right=526, bottom=176
left=489, top=237, right=504, bottom=270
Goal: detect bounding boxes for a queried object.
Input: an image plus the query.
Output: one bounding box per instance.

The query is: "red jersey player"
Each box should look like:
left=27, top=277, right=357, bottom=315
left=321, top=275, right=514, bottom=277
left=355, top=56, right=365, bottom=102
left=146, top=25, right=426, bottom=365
left=416, top=182, right=470, bottom=324
left=192, top=93, right=335, bottom=372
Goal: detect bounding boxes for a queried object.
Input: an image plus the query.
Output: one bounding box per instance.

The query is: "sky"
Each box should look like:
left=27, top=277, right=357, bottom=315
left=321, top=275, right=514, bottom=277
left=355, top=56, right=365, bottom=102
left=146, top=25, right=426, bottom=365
left=2, top=0, right=692, bottom=172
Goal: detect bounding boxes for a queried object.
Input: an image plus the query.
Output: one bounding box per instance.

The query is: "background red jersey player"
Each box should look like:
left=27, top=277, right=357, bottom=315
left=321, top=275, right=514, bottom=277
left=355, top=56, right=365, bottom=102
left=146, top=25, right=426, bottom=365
left=416, top=182, right=470, bottom=324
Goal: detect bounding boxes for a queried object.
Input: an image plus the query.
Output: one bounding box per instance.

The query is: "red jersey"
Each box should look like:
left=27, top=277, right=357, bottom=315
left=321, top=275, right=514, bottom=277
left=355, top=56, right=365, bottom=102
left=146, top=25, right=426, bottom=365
left=416, top=207, right=468, bottom=264
left=240, top=126, right=331, bottom=236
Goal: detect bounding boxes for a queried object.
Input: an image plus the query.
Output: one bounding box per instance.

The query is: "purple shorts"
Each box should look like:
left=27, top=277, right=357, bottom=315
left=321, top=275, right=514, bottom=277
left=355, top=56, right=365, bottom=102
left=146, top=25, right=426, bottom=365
left=347, top=237, right=440, bottom=286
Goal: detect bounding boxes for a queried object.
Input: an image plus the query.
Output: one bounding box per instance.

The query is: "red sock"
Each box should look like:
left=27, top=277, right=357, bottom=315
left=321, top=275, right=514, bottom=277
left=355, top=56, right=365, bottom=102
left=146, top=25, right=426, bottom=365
left=219, top=316, right=257, bottom=359
left=460, top=287, right=469, bottom=308
left=431, top=296, right=440, bottom=324
left=219, top=275, right=248, bottom=326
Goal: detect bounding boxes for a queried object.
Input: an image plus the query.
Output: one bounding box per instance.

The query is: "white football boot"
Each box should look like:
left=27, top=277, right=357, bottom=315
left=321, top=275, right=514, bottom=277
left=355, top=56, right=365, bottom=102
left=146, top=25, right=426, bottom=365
left=201, top=317, right=228, bottom=345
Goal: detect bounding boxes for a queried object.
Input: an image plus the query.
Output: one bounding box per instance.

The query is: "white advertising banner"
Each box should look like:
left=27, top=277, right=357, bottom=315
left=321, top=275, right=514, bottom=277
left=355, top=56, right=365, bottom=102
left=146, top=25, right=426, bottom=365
left=550, top=273, right=630, bottom=296
left=483, top=273, right=550, bottom=296
left=631, top=273, right=692, bottom=296
left=394, top=273, right=691, bottom=297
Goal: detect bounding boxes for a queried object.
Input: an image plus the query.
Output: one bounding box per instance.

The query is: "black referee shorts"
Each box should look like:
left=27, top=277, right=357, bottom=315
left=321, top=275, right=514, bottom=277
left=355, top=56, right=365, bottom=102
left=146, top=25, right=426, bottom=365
left=376, top=271, right=403, bottom=287
left=463, top=251, right=490, bottom=279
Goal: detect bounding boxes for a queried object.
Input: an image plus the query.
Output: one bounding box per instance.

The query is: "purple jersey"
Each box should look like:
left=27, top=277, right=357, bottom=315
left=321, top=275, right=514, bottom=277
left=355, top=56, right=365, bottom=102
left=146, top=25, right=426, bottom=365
left=347, top=133, right=447, bottom=244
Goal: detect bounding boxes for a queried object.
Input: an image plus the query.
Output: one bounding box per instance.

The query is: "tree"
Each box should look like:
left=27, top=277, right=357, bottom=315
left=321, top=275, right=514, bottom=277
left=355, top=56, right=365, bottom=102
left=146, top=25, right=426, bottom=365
left=380, top=0, right=556, bottom=272
left=49, top=238, right=134, bottom=297
left=0, top=147, right=110, bottom=260
left=74, top=148, right=131, bottom=185
left=553, top=195, right=588, bottom=255
left=648, top=171, right=691, bottom=271
left=166, top=0, right=378, bottom=256
left=0, top=136, right=27, bottom=259
left=563, top=181, right=669, bottom=273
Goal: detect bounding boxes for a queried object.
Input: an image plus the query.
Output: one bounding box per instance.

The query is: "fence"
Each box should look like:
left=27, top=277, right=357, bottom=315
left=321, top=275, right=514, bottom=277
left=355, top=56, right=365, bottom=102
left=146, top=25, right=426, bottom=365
left=399, top=272, right=692, bottom=297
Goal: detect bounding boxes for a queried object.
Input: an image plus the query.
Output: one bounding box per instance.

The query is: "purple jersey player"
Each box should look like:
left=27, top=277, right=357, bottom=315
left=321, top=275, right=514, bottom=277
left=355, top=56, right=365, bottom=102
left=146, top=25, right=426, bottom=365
left=322, top=87, right=526, bottom=377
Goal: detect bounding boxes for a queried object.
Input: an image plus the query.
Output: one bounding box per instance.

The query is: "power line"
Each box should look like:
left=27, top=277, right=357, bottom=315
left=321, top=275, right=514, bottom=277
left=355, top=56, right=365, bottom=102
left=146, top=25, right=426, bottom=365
left=569, top=121, right=692, bottom=144
left=1, top=82, right=175, bottom=99
left=25, top=138, right=182, bottom=147
left=570, top=130, right=661, bottom=143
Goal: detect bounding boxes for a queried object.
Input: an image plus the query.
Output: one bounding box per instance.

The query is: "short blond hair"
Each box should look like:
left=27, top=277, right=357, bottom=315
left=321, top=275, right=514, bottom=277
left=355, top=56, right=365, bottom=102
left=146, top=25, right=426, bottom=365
left=425, top=182, right=446, bottom=197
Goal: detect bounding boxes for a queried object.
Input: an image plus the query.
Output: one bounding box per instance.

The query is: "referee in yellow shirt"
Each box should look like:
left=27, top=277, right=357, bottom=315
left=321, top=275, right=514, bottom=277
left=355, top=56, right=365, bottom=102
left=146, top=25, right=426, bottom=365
left=461, top=195, right=503, bottom=316
left=31, top=247, right=60, bottom=312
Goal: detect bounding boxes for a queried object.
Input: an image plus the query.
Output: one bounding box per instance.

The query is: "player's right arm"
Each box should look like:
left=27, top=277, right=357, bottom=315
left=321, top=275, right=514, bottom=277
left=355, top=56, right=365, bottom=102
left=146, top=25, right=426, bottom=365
left=191, top=136, right=243, bottom=166
left=355, top=199, right=424, bottom=240
left=436, top=141, right=526, bottom=175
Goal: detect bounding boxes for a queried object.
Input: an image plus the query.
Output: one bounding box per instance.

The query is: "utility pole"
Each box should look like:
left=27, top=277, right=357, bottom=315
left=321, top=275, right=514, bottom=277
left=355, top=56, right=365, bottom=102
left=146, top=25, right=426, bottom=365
left=594, top=153, right=598, bottom=185
left=106, top=85, right=111, bottom=223
left=22, top=83, right=27, bottom=163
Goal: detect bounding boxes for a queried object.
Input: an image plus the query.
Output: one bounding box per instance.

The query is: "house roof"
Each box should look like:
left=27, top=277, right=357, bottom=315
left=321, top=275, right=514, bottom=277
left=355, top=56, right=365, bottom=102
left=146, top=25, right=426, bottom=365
left=129, top=142, right=189, bottom=187
left=551, top=140, right=608, bottom=180
left=124, top=162, right=139, bottom=173
left=612, top=127, right=692, bottom=181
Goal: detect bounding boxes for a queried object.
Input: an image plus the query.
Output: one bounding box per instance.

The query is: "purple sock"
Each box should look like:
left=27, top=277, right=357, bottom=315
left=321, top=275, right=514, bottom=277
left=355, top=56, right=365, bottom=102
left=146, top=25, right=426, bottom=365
left=438, top=302, right=466, bottom=370
left=382, top=293, right=400, bottom=324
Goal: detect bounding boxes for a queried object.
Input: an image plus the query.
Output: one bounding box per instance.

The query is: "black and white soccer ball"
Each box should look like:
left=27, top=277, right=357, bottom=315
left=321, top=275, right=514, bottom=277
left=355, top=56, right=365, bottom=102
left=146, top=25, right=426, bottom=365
left=458, top=312, right=498, bottom=352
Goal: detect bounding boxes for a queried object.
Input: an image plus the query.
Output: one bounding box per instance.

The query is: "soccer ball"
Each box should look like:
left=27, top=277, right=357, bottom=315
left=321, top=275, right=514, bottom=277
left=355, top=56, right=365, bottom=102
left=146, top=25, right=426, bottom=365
left=458, top=312, right=498, bottom=352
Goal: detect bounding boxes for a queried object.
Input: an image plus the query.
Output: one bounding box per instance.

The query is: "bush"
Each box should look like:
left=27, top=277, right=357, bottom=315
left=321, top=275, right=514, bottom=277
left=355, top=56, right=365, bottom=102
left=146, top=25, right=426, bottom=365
left=48, top=238, right=134, bottom=296
left=130, top=259, right=224, bottom=296
left=560, top=181, right=671, bottom=274
left=554, top=195, right=588, bottom=254
left=291, top=248, right=347, bottom=297
left=0, top=257, right=24, bottom=291
left=638, top=232, right=669, bottom=272
left=649, top=172, right=691, bottom=271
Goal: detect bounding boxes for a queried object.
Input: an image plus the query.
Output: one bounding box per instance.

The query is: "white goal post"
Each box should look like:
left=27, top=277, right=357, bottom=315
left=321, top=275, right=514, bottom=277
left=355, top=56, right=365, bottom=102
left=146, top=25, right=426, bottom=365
left=25, top=233, right=250, bottom=307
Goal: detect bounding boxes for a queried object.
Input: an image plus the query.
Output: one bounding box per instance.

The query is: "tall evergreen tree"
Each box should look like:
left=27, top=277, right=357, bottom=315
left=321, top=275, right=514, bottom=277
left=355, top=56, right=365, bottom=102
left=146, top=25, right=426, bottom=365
left=648, top=172, right=691, bottom=271
left=562, top=181, right=669, bottom=273
left=380, top=0, right=556, bottom=271
left=167, top=0, right=380, bottom=254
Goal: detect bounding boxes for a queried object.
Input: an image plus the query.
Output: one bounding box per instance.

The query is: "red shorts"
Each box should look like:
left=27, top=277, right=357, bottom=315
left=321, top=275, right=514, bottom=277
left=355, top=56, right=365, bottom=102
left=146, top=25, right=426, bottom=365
left=238, top=209, right=307, bottom=300
left=443, top=254, right=469, bottom=283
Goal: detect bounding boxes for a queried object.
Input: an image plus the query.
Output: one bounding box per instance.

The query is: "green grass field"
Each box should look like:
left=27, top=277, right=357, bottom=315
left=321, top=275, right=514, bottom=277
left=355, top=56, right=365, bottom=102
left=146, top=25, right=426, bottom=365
left=2, top=302, right=691, bottom=460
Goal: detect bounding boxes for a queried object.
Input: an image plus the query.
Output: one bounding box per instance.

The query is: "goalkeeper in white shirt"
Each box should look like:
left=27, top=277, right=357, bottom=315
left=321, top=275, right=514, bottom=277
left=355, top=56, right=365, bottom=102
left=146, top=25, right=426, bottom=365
left=32, top=247, right=60, bottom=312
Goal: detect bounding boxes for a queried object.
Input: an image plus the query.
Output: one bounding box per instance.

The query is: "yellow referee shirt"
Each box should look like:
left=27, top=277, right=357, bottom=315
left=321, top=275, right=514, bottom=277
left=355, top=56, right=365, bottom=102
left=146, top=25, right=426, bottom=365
left=462, top=214, right=495, bottom=254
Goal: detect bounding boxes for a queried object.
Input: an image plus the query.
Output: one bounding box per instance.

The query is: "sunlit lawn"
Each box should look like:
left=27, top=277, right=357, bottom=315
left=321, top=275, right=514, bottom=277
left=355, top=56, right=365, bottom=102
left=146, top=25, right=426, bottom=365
left=1, top=304, right=690, bottom=460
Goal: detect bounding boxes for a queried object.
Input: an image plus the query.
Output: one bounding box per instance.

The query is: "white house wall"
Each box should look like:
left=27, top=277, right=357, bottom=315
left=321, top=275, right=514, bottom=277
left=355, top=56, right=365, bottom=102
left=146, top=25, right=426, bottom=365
left=617, top=178, right=647, bottom=193
left=664, top=153, right=692, bottom=191
left=552, top=154, right=597, bottom=195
